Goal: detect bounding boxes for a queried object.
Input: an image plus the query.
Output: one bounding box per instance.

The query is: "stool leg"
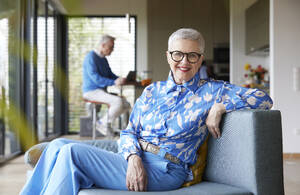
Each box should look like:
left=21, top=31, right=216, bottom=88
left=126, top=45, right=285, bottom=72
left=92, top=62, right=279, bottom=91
left=92, top=103, right=96, bottom=140
left=124, top=110, right=129, bottom=128
left=107, top=106, right=109, bottom=127
left=118, top=115, right=121, bottom=130
left=106, top=105, right=111, bottom=137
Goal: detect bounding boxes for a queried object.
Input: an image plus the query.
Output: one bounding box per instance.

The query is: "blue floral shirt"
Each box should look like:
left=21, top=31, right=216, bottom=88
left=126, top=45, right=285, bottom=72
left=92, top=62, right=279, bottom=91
left=118, top=71, right=273, bottom=166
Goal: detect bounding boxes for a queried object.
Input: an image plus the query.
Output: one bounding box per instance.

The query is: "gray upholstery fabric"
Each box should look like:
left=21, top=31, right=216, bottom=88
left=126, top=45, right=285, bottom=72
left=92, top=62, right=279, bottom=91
left=203, top=110, right=284, bottom=195
left=79, top=182, right=252, bottom=195
left=83, top=139, right=118, bottom=153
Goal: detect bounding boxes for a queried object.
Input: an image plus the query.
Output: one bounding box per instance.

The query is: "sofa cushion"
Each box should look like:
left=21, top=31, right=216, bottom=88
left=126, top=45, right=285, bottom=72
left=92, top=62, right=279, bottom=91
left=182, top=137, right=208, bottom=187
left=79, top=182, right=252, bottom=195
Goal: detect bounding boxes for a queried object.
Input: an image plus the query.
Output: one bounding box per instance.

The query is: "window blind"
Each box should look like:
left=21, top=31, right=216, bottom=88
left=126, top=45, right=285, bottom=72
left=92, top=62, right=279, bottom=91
left=37, top=3, right=55, bottom=140
left=47, top=15, right=54, bottom=135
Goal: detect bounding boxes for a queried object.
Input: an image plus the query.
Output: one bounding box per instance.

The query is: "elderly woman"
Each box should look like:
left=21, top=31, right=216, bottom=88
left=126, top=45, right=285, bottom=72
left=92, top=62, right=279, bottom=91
left=20, top=28, right=272, bottom=194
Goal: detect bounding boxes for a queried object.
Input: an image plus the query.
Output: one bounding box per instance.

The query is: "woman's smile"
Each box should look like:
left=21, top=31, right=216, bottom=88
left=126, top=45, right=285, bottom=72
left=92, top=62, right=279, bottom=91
left=177, top=66, right=192, bottom=72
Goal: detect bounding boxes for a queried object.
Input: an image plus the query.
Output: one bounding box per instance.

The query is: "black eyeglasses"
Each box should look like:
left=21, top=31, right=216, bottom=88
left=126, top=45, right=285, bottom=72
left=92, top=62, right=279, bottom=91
left=168, top=51, right=202, bottom=63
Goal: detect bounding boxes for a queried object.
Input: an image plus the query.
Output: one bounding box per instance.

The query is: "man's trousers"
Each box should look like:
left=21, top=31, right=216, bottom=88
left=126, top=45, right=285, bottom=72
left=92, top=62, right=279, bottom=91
left=83, top=89, right=131, bottom=125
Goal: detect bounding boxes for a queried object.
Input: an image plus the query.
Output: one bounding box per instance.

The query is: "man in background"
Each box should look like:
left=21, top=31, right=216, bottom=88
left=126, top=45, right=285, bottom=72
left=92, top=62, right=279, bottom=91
left=82, top=34, right=130, bottom=135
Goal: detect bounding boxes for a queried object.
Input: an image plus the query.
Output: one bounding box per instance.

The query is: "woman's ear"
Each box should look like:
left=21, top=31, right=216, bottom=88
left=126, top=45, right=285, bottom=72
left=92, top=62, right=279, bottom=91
left=199, top=55, right=205, bottom=65
left=200, top=54, right=205, bottom=61
left=166, top=51, right=173, bottom=65
left=197, top=55, right=205, bottom=72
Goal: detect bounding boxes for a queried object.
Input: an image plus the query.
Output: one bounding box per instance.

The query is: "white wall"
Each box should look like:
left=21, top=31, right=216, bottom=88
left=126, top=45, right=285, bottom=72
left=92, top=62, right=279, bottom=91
left=270, top=0, right=300, bottom=153
left=230, top=0, right=269, bottom=86
left=148, top=0, right=229, bottom=82
left=59, top=0, right=148, bottom=73
left=58, top=0, right=229, bottom=82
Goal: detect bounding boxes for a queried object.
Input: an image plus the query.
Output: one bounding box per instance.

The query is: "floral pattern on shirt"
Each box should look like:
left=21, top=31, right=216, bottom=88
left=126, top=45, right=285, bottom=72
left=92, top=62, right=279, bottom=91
left=118, top=71, right=273, bottom=165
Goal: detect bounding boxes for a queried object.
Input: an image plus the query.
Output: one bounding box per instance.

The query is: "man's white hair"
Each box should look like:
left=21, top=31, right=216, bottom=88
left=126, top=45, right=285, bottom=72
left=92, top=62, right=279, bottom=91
left=99, top=34, right=115, bottom=45
left=168, top=28, right=205, bottom=53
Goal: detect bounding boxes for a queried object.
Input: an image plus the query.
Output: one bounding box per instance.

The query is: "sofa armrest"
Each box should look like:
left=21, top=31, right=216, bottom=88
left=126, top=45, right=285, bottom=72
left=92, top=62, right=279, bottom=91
left=24, top=142, right=49, bottom=168
left=203, top=110, right=284, bottom=195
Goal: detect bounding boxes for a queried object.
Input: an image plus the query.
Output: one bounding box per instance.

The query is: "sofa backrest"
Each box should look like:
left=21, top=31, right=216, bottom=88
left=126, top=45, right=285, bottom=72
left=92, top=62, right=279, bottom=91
left=203, top=110, right=284, bottom=195
left=85, top=139, right=119, bottom=153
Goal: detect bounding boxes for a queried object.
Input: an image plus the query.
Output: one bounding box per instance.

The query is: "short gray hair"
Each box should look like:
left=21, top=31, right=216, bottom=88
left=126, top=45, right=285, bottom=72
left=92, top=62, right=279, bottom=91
left=99, top=34, right=115, bottom=45
left=168, top=28, right=205, bottom=53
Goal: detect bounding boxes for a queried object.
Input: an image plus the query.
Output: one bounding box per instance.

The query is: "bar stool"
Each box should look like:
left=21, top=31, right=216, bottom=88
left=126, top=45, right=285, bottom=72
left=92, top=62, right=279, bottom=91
left=83, top=99, right=110, bottom=140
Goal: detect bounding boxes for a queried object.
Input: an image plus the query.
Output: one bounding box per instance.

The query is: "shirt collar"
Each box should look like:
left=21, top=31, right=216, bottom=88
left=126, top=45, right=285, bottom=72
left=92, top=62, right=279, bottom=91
left=165, top=70, right=206, bottom=94
left=93, top=49, right=104, bottom=58
left=165, top=72, right=178, bottom=93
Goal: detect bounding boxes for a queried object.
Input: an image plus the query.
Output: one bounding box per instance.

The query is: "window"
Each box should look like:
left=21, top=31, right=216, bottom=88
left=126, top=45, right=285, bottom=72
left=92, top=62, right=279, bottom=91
left=46, top=8, right=55, bottom=135
left=67, top=16, right=136, bottom=132
left=37, top=1, right=47, bottom=139
left=1, top=0, right=65, bottom=163
left=37, top=1, right=57, bottom=140
left=0, top=0, right=22, bottom=161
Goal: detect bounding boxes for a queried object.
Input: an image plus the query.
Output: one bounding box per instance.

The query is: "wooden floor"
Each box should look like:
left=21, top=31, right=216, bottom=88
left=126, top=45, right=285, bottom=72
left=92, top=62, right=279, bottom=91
left=0, top=135, right=300, bottom=195
left=284, top=157, right=300, bottom=195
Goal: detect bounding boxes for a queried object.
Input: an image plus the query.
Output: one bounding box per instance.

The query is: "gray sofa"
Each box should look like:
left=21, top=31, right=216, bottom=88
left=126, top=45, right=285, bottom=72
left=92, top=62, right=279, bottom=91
left=25, top=110, right=284, bottom=195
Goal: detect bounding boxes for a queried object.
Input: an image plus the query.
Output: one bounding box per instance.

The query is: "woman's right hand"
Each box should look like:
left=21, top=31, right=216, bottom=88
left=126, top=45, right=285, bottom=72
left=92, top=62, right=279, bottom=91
left=114, top=77, right=127, bottom=86
left=206, top=103, right=226, bottom=139
left=126, top=154, right=148, bottom=191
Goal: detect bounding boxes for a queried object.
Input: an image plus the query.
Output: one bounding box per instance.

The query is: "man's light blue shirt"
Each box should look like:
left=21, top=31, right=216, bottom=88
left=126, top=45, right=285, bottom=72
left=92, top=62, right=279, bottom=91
left=82, top=51, right=118, bottom=93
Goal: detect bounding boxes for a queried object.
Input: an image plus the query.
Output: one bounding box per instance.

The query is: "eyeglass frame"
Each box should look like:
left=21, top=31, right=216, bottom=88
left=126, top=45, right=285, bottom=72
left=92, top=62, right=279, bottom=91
left=168, top=50, right=203, bottom=64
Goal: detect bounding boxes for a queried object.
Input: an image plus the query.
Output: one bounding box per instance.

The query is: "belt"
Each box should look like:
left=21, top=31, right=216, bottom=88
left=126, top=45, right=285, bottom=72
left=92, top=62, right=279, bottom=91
left=138, top=139, right=182, bottom=165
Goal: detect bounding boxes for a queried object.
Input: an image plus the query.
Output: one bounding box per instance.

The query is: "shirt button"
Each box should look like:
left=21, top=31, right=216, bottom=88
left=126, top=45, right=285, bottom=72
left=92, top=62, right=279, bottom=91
left=181, top=88, right=186, bottom=93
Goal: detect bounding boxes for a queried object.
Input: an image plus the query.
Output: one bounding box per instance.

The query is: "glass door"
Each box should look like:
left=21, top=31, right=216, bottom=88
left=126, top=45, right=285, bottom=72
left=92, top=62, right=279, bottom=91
left=0, top=0, right=22, bottom=161
left=37, top=0, right=57, bottom=140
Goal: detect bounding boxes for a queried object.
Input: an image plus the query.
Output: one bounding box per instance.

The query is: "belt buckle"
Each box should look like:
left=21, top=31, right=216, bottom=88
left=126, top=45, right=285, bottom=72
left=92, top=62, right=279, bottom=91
left=148, top=143, right=158, bottom=154
left=165, top=153, right=181, bottom=165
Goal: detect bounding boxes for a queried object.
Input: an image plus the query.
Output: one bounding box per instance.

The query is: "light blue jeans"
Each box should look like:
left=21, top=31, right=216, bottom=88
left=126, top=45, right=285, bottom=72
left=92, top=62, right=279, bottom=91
left=20, top=138, right=187, bottom=195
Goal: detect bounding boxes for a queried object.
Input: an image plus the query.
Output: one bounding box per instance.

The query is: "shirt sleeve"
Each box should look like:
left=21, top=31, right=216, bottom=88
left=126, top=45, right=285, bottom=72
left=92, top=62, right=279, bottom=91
left=105, top=58, right=118, bottom=80
left=118, top=91, right=146, bottom=160
left=86, top=55, right=116, bottom=88
left=215, top=81, right=273, bottom=112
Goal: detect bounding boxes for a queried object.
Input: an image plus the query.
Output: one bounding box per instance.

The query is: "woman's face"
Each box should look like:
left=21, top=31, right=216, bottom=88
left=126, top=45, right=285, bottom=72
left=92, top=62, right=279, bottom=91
left=166, top=39, right=204, bottom=84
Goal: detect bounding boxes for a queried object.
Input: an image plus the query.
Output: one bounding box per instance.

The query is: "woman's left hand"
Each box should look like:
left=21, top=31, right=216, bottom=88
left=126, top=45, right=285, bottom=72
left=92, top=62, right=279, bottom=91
left=206, top=103, right=226, bottom=139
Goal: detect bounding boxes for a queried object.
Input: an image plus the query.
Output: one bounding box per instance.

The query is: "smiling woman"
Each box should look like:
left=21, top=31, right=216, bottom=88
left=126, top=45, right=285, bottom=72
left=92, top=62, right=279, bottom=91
left=20, top=28, right=273, bottom=194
